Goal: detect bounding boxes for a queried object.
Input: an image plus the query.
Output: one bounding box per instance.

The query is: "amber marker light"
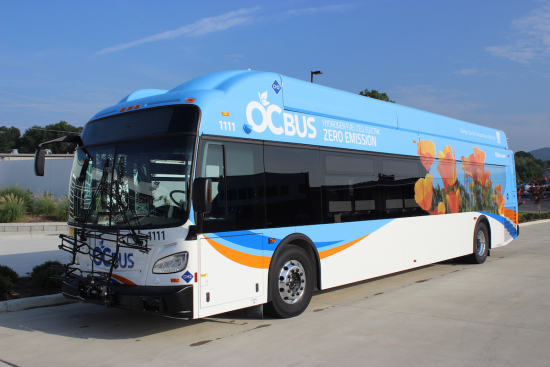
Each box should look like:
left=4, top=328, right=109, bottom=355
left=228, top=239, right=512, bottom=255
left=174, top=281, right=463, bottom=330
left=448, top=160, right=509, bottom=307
left=222, top=111, right=229, bottom=116
left=185, top=98, right=196, bottom=103
left=119, top=108, right=126, bottom=112
left=127, top=106, right=133, bottom=111
left=413, top=140, right=417, bottom=143
left=268, top=238, right=276, bottom=244
left=171, top=279, right=180, bottom=283
left=134, top=104, right=141, bottom=109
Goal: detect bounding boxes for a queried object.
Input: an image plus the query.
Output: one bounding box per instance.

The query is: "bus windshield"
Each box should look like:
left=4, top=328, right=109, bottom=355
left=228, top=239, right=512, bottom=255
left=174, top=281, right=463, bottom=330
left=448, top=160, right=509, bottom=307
left=68, top=106, right=198, bottom=228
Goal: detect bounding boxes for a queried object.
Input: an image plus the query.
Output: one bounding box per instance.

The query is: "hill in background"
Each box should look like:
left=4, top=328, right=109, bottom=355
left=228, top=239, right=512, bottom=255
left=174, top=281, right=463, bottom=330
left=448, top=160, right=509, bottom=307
left=529, top=147, right=550, bottom=162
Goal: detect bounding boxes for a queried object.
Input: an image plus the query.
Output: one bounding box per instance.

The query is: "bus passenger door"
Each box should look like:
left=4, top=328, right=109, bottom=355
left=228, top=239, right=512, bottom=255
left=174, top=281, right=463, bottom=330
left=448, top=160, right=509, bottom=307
left=196, top=139, right=266, bottom=309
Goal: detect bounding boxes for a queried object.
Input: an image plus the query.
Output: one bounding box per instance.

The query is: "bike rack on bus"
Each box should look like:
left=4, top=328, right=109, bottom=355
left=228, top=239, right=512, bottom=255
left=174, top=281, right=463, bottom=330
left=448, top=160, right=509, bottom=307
left=53, top=227, right=150, bottom=306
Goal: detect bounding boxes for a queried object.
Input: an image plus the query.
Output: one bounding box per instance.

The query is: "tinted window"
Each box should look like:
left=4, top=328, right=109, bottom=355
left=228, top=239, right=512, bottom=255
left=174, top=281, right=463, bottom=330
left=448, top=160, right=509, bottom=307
left=264, top=145, right=322, bottom=227
left=82, top=105, right=199, bottom=146
left=322, top=152, right=380, bottom=223
left=379, top=157, right=425, bottom=218
left=199, top=141, right=265, bottom=233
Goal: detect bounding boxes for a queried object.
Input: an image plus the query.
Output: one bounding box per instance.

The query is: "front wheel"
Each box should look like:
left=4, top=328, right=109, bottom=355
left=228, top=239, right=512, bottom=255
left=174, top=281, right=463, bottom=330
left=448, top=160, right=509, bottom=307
left=467, top=221, right=489, bottom=264
left=265, top=245, right=314, bottom=318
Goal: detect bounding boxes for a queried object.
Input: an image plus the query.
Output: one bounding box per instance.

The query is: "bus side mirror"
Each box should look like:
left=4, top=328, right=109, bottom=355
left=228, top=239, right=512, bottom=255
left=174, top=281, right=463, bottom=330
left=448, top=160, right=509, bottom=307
left=34, top=148, right=46, bottom=176
left=192, top=177, right=212, bottom=214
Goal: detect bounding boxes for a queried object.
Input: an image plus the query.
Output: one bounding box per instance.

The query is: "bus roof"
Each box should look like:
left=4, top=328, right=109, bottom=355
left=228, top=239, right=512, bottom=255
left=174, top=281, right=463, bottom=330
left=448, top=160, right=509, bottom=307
left=91, top=70, right=508, bottom=150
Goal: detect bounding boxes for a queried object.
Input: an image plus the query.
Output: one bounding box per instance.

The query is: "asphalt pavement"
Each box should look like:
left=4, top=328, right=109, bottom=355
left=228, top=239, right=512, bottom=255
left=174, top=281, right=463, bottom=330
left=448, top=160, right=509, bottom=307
left=0, top=222, right=549, bottom=366
left=0, top=231, right=68, bottom=276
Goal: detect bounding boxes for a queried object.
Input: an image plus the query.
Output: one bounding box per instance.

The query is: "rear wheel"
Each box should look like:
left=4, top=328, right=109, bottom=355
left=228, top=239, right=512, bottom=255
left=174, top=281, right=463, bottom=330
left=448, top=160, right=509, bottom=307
left=265, top=245, right=314, bottom=318
left=467, top=221, right=489, bottom=264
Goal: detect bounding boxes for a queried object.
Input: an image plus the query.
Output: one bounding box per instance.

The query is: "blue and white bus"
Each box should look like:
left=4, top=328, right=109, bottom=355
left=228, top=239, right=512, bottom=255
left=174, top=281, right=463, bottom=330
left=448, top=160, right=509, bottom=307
left=35, top=70, right=518, bottom=319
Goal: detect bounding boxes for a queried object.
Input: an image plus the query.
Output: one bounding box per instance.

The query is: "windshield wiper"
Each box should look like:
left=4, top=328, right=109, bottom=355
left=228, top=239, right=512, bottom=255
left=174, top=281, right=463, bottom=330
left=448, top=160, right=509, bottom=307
left=112, top=157, right=145, bottom=247
left=78, top=157, right=111, bottom=230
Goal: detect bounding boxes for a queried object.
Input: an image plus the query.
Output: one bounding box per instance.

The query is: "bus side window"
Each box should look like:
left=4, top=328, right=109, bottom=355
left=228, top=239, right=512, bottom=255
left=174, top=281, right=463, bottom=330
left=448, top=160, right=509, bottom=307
left=224, top=142, right=265, bottom=231
left=199, top=141, right=265, bottom=233
left=201, top=143, right=227, bottom=224
left=379, top=158, right=424, bottom=218
left=321, top=152, right=380, bottom=223
left=264, top=145, right=322, bottom=228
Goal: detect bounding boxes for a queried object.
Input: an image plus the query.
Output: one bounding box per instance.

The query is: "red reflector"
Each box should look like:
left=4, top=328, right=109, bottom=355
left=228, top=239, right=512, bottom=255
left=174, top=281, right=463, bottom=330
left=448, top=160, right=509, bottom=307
left=171, top=278, right=180, bottom=283
left=119, top=108, right=126, bottom=112
left=194, top=272, right=198, bottom=283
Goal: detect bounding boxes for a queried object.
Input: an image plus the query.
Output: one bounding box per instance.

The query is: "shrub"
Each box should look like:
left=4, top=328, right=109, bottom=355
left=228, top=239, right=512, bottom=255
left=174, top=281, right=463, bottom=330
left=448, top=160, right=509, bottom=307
left=55, top=196, right=69, bottom=221
left=0, top=185, right=33, bottom=213
left=31, top=260, right=63, bottom=289
left=34, top=191, right=57, bottom=215
left=0, top=275, right=13, bottom=296
left=0, top=265, right=19, bottom=284
left=519, top=212, right=550, bottom=223
left=0, top=193, right=26, bottom=223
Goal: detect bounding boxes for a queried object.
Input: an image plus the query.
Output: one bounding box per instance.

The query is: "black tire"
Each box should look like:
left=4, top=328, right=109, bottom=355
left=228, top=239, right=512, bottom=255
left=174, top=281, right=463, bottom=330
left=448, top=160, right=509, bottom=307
left=265, top=245, right=314, bottom=318
left=466, top=221, right=489, bottom=264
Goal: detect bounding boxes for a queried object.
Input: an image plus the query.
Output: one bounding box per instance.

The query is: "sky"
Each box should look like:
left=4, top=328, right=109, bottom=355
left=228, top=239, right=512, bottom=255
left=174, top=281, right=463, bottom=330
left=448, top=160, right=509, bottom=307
left=0, top=0, right=549, bottom=153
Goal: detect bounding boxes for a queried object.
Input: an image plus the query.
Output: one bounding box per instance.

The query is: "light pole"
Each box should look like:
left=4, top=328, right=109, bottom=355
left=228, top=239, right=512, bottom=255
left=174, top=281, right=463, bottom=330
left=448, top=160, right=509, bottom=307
left=311, top=71, right=323, bottom=83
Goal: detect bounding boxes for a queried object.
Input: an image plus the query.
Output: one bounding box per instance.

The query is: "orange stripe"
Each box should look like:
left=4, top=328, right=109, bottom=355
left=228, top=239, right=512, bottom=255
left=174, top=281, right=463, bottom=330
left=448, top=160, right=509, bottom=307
left=97, top=271, right=137, bottom=285
left=111, top=273, right=136, bottom=285
left=319, top=235, right=369, bottom=259
left=502, top=207, right=518, bottom=224
left=203, top=235, right=271, bottom=269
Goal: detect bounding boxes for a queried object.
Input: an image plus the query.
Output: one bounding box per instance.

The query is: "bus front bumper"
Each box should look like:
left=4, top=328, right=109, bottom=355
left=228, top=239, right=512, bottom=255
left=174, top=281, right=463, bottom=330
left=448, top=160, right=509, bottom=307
left=62, top=280, right=194, bottom=319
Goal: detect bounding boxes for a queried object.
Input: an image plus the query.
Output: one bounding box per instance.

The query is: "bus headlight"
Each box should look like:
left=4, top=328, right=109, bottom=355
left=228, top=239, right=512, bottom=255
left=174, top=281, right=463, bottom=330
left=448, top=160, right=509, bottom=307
left=152, top=252, right=188, bottom=274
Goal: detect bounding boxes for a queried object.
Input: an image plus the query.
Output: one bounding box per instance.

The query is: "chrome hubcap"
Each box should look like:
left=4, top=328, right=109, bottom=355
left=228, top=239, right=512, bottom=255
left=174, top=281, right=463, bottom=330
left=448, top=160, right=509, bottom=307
left=278, top=260, right=306, bottom=304
left=476, top=230, right=486, bottom=256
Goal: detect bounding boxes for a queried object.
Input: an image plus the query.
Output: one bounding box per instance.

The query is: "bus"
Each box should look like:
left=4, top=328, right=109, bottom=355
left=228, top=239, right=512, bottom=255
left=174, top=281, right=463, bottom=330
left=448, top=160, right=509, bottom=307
left=34, top=70, right=518, bottom=319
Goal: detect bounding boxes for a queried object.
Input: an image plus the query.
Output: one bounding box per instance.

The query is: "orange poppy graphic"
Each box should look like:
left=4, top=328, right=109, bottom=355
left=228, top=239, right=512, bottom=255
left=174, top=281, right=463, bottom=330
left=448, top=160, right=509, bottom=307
left=414, top=174, right=433, bottom=212
left=493, top=185, right=505, bottom=214
left=437, top=145, right=457, bottom=191
left=417, top=140, right=436, bottom=171
left=477, top=168, right=491, bottom=187
left=430, top=202, right=446, bottom=215
left=446, top=189, right=461, bottom=213
left=461, top=147, right=486, bottom=183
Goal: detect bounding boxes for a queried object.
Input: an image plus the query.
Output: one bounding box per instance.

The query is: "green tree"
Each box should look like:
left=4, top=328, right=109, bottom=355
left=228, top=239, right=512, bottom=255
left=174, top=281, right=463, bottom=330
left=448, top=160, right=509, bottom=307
left=359, top=89, right=395, bottom=103
left=0, top=126, right=21, bottom=153
left=18, top=121, right=83, bottom=154
left=515, top=151, right=546, bottom=182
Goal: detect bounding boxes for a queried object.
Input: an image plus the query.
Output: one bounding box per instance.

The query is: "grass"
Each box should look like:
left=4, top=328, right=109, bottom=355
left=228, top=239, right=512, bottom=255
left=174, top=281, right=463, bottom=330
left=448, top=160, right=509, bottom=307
left=0, top=193, right=26, bottom=223
left=55, top=196, right=69, bottom=221
left=0, top=185, right=70, bottom=223
left=0, top=184, right=33, bottom=213
left=34, top=191, right=57, bottom=215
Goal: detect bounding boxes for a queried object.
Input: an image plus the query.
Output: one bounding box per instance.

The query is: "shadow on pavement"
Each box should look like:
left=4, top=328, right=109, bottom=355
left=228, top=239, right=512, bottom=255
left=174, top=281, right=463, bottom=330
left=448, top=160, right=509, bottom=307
left=0, top=298, right=273, bottom=340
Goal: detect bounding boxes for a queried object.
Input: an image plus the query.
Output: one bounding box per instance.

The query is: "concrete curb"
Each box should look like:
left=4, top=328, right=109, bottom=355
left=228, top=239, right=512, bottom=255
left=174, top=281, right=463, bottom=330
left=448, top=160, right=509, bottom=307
left=0, top=293, right=77, bottom=313
left=520, top=218, right=550, bottom=227
left=0, top=222, right=68, bottom=233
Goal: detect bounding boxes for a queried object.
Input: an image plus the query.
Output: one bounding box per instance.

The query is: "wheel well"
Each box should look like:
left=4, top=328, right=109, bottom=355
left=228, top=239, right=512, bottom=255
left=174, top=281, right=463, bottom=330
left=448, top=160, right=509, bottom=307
left=269, top=234, right=321, bottom=297
left=477, top=215, right=492, bottom=249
